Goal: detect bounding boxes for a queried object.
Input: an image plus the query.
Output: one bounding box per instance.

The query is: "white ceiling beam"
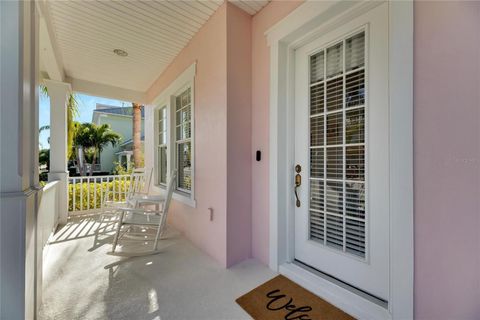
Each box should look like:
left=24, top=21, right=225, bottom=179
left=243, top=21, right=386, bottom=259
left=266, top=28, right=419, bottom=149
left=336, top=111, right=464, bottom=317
left=37, top=0, right=65, bottom=81
left=67, top=77, right=146, bottom=104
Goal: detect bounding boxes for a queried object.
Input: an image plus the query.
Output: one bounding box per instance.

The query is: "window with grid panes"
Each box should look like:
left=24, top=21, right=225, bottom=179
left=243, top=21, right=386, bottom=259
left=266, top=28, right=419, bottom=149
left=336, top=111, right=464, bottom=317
left=309, top=31, right=367, bottom=258
left=175, top=88, right=192, bottom=193
left=156, top=106, right=167, bottom=185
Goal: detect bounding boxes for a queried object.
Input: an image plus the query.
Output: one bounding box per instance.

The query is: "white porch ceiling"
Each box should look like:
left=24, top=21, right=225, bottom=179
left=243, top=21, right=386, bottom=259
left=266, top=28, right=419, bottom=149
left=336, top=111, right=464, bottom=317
left=43, top=0, right=269, bottom=95
left=230, top=0, right=269, bottom=15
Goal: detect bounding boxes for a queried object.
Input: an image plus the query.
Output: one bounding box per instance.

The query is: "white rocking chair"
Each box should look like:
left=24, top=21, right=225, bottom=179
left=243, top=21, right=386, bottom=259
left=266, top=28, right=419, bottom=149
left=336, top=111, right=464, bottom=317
left=96, top=168, right=152, bottom=237
left=102, top=168, right=152, bottom=210
left=110, top=170, right=177, bottom=256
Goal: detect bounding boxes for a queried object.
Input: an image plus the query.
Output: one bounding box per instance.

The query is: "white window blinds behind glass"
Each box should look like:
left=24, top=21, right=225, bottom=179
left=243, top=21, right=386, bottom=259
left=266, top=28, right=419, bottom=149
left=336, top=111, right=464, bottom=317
left=175, top=88, right=192, bottom=192
left=309, top=31, right=366, bottom=258
left=157, top=107, right=167, bottom=185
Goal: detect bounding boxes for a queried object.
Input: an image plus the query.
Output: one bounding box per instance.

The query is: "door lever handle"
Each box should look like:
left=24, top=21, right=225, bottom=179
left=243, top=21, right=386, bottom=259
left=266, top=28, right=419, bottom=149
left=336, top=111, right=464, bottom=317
left=294, top=165, right=302, bottom=208
left=294, top=184, right=301, bottom=207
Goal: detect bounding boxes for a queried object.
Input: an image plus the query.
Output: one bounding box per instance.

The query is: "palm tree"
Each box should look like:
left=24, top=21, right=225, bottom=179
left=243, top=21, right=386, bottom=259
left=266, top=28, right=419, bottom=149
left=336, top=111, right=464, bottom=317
left=40, top=85, right=78, bottom=159
left=39, top=149, right=50, bottom=171
left=76, top=123, right=121, bottom=176
left=132, top=102, right=142, bottom=168
left=72, top=122, right=91, bottom=176
left=66, top=94, right=79, bottom=159
left=39, top=125, right=51, bottom=148
left=39, top=124, right=50, bottom=133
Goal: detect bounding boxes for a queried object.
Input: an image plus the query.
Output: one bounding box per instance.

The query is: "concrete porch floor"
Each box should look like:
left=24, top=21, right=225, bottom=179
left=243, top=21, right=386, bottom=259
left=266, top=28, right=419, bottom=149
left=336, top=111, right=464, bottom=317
left=40, top=216, right=276, bottom=320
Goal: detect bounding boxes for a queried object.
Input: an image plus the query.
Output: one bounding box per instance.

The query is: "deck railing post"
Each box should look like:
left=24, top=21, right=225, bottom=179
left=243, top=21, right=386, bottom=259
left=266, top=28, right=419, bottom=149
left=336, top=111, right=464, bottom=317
left=45, top=79, right=72, bottom=224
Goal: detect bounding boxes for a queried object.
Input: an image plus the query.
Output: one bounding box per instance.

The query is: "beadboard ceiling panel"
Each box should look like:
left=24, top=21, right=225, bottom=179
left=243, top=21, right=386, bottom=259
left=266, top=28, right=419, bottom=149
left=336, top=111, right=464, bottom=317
left=47, top=0, right=223, bottom=92
left=45, top=0, right=269, bottom=92
left=229, top=0, right=269, bottom=15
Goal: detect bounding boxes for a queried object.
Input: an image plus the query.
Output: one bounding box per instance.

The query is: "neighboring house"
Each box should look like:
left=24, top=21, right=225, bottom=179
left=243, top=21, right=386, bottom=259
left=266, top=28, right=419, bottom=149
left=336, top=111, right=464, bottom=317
left=115, top=134, right=145, bottom=170
left=92, top=103, right=144, bottom=173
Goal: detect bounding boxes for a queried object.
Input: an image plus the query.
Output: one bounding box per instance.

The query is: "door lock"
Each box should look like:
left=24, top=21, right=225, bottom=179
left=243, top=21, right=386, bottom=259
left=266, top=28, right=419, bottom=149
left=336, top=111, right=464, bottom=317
left=294, top=165, right=302, bottom=207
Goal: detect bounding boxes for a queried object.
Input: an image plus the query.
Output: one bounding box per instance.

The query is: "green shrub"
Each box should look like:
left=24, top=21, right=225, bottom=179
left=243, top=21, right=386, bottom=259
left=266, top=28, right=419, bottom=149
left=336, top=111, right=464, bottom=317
left=68, top=179, right=131, bottom=211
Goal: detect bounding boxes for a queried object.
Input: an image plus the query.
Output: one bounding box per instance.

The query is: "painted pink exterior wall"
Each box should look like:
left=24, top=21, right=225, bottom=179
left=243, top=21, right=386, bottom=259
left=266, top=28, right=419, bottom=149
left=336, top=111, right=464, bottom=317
left=251, top=0, right=303, bottom=266
left=414, top=2, right=480, bottom=319
left=144, top=1, right=479, bottom=316
left=226, top=3, right=253, bottom=267
left=249, top=1, right=480, bottom=318
left=145, top=3, right=255, bottom=267
left=146, top=4, right=228, bottom=266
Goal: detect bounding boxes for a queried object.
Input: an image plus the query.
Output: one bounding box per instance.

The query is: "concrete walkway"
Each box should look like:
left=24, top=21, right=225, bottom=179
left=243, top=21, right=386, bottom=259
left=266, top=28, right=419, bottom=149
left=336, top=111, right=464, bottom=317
left=40, top=217, right=275, bottom=320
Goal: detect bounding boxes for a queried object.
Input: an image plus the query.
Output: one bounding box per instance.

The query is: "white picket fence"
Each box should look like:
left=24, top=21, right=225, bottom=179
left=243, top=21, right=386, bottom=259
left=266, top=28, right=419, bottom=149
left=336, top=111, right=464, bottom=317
left=68, top=175, right=131, bottom=215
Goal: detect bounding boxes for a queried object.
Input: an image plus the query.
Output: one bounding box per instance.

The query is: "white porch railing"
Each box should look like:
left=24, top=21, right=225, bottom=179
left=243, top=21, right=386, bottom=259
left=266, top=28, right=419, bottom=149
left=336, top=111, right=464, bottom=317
left=68, top=175, right=131, bottom=215
left=38, top=181, right=60, bottom=248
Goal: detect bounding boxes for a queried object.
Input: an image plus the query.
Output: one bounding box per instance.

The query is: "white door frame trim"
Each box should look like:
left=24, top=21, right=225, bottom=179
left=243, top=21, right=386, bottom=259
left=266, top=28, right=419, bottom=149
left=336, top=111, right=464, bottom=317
left=266, top=1, right=413, bottom=319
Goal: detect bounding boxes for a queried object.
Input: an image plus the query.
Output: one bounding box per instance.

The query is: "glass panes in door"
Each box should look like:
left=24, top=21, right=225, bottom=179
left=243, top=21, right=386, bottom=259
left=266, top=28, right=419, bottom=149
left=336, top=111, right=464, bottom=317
left=308, top=31, right=366, bottom=258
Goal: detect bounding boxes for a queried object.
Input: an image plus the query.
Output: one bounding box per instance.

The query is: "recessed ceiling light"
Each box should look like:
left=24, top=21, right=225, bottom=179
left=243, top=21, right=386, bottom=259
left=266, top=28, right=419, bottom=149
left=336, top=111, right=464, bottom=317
left=113, top=49, right=128, bottom=57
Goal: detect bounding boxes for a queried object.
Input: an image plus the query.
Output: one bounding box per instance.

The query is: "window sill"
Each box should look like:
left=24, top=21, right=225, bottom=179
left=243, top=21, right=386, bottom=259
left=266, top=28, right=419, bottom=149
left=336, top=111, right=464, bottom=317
left=153, top=184, right=196, bottom=208
left=172, top=192, right=196, bottom=208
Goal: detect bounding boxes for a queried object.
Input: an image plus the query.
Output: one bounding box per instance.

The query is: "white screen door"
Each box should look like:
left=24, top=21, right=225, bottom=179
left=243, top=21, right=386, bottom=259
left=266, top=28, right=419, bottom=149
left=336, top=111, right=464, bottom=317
left=294, top=3, right=389, bottom=300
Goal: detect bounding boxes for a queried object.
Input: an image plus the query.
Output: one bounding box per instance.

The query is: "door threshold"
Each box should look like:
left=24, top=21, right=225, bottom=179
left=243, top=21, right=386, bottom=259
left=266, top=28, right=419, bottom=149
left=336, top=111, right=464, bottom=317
left=294, top=260, right=388, bottom=308
left=279, top=262, right=392, bottom=320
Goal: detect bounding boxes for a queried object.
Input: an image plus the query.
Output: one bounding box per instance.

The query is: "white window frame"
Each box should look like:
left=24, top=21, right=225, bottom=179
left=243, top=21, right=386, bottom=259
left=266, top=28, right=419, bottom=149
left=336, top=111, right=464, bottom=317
left=172, top=84, right=194, bottom=195
left=153, top=62, right=196, bottom=207
left=266, top=1, right=413, bottom=319
left=155, top=105, right=168, bottom=186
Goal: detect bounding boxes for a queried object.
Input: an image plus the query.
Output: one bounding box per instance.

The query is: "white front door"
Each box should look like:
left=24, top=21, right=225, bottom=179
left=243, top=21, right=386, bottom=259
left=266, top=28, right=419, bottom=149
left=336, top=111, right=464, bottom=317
left=294, top=3, right=389, bottom=301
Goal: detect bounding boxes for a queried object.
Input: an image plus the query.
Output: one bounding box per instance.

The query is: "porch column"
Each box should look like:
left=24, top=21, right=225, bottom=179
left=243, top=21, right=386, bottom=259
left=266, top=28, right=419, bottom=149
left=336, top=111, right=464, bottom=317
left=126, top=153, right=132, bottom=170
left=0, top=1, right=40, bottom=319
left=45, top=79, right=71, bottom=224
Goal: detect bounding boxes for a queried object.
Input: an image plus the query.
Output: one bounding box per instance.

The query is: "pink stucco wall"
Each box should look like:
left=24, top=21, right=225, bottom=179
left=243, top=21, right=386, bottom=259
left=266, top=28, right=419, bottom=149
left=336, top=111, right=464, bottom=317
left=251, top=0, right=303, bottom=266
left=145, top=3, right=255, bottom=267
left=146, top=4, right=228, bottom=266
left=250, top=1, right=480, bottom=318
left=144, top=0, right=479, bottom=316
left=414, top=2, right=480, bottom=319
left=226, top=3, right=253, bottom=267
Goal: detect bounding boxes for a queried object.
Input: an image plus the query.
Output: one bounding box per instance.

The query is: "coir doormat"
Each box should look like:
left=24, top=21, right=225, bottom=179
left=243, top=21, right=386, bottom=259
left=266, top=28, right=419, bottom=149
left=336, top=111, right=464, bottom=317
left=236, top=275, right=355, bottom=320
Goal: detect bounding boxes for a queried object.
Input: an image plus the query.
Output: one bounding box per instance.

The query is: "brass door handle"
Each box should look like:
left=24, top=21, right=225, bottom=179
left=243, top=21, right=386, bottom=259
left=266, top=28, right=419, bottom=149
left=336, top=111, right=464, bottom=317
left=294, top=165, right=301, bottom=207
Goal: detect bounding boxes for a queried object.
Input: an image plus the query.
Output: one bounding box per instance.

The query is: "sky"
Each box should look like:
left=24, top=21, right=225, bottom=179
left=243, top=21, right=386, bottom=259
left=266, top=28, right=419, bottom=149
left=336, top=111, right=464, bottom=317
left=39, top=93, right=129, bottom=149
